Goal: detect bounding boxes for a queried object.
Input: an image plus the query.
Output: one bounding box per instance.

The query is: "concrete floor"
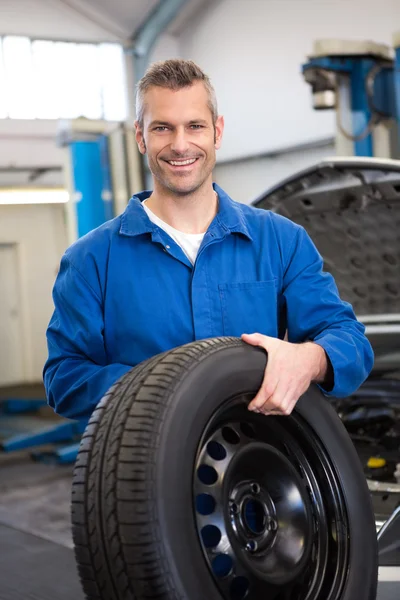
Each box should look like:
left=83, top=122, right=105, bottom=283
left=0, top=452, right=399, bottom=599
left=0, top=458, right=74, bottom=548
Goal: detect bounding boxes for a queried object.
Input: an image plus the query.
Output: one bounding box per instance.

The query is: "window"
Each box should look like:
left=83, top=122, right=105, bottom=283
left=0, top=36, right=128, bottom=121
left=0, top=40, right=7, bottom=118
left=3, top=36, right=35, bottom=119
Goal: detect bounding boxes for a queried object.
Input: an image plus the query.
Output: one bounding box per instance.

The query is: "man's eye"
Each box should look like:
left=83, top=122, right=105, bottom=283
left=190, top=124, right=203, bottom=129
left=154, top=126, right=168, bottom=132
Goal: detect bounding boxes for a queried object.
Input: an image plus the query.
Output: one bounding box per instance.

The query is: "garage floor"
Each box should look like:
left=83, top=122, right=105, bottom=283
left=0, top=455, right=398, bottom=600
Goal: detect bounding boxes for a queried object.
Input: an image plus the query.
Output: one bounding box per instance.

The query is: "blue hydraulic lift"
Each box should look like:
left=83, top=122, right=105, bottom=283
left=301, top=37, right=400, bottom=158
left=0, top=397, right=85, bottom=464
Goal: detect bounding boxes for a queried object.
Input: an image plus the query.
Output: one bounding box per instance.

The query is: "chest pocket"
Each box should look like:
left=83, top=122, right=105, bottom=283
left=218, top=279, right=279, bottom=338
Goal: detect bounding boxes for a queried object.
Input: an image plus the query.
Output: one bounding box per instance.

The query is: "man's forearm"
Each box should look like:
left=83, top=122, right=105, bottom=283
left=44, top=356, right=132, bottom=421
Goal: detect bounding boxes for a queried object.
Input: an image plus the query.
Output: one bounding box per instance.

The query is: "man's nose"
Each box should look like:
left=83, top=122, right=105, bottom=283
left=170, top=128, right=190, bottom=155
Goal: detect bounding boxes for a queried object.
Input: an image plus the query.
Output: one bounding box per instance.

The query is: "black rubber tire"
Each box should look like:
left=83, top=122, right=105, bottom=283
left=71, top=337, right=378, bottom=600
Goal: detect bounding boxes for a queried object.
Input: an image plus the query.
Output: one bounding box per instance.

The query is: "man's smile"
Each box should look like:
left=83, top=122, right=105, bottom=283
left=163, top=157, right=200, bottom=170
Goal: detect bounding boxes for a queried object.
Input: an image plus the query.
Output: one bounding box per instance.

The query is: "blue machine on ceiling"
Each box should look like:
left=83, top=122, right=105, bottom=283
left=301, top=36, right=400, bottom=158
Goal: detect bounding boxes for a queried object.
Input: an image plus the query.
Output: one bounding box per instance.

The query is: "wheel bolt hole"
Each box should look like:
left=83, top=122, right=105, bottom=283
left=250, top=482, right=260, bottom=494
left=230, top=501, right=239, bottom=514
left=246, top=540, right=257, bottom=552
left=267, top=517, right=278, bottom=532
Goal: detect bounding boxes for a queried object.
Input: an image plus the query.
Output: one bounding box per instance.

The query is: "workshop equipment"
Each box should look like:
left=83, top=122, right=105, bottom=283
left=302, top=36, right=400, bottom=158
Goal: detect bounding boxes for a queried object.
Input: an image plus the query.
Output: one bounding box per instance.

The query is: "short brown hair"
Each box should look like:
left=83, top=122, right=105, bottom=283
left=135, top=59, right=218, bottom=126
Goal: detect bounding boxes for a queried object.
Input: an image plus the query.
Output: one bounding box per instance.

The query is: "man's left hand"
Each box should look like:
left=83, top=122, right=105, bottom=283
left=241, top=333, right=329, bottom=416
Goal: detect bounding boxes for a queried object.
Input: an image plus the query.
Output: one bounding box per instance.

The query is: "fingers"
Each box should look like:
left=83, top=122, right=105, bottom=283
left=248, top=376, right=278, bottom=412
left=242, top=333, right=307, bottom=417
left=252, top=408, right=282, bottom=415
left=249, top=385, right=298, bottom=416
left=259, top=398, right=293, bottom=416
left=241, top=332, right=272, bottom=348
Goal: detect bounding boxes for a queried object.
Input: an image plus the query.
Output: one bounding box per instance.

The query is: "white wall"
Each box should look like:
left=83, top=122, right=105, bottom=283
left=0, top=119, right=63, bottom=178
left=0, top=203, right=67, bottom=384
left=0, top=119, right=64, bottom=186
left=180, top=0, right=400, bottom=162
left=149, top=33, right=181, bottom=64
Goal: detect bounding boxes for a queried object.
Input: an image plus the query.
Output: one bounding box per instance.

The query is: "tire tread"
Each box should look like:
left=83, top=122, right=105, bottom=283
left=72, top=339, right=240, bottom=599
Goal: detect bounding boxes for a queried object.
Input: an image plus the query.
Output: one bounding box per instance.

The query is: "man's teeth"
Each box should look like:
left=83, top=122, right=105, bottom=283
left=168, top=158, right=197, bottom=166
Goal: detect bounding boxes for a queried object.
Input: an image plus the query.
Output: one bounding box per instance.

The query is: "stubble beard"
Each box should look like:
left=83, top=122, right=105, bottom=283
left=149, top=152, right=216, bottom=197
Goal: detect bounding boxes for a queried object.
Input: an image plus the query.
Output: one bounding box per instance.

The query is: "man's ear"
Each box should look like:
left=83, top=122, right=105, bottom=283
left=134, top=121, right=146, bottom=154
left=214, top=115, right=224, bottom=150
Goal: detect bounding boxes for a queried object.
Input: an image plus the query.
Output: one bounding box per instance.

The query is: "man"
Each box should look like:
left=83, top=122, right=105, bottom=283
left=43, top=59, right=373, bottom=423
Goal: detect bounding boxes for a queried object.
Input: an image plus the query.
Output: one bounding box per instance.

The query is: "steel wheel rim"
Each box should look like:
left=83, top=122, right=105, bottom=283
left=193, top=396, right=350, bottom=600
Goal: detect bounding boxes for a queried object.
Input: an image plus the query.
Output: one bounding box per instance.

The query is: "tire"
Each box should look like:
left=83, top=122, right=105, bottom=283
left=71, top=337, right=378, bottom=600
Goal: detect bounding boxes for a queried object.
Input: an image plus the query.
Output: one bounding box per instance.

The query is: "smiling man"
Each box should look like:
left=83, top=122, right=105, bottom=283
left=43, top=59, right=374, bottom=422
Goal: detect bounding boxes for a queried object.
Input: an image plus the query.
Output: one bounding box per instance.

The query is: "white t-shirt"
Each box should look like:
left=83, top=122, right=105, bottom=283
left=142, top=201, right=205, bottom=265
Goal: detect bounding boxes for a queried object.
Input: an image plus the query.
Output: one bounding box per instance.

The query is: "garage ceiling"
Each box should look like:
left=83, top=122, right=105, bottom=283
left=0, top=0, right=211, bottom=43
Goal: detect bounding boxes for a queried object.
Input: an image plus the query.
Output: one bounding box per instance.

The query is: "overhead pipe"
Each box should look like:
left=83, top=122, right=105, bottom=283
left=130, top=0, right=191, bottom=82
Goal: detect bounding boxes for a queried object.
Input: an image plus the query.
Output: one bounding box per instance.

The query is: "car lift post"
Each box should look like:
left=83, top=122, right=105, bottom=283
left=394, top=33, right=400, bottom=145
left=302, top=39, right=399, bottom=158
left=57, top=118, right=116, bottom=242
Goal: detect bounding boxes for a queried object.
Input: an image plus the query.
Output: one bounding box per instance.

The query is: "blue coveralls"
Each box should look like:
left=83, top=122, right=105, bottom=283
left=43, top=184, right=374, bottom=422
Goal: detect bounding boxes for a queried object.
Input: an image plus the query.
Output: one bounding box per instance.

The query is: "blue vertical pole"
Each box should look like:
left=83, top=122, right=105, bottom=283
left=71, top=139, right=114, bottom=238
left=394, top=44, right=400, bottom=152
left=350, top=59, right=374, bottom=157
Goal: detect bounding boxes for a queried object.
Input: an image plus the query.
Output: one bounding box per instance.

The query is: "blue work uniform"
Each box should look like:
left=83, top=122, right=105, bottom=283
left=43, top=183, right=374, bottom=423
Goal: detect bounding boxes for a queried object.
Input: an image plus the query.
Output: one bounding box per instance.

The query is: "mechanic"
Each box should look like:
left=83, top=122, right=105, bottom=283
left=43, top=59, right=374, bottom=423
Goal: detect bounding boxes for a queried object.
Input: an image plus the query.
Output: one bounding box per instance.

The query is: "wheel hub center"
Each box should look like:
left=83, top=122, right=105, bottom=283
left=222, top=441, right=315, bottom=584
left=243, top=497, right=267, bottom=535
left=229, top=480, right=277, bottom=553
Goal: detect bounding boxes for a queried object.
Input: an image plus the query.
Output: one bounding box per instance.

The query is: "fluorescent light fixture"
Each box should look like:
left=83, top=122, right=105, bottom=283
left=0, top=189, right=69, bottom=205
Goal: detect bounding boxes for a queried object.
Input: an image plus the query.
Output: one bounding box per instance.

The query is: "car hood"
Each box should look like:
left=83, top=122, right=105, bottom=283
left=252, top=157, right=400, bottom=360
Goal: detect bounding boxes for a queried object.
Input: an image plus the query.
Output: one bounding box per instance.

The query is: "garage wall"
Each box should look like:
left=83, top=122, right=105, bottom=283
left=0, top=203, right=68, bottom=384
left=179, top=0, right=400, bottom=163
left=0, top=119, right=61, bottom=166
left=150, top=33, right=181, bottom=65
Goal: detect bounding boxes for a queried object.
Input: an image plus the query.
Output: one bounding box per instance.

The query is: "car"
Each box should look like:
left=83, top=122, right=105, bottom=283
left=253, top=156, right=400, bottom=562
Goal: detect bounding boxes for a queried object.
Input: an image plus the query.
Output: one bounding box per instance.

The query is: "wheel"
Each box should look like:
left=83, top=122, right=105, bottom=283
left=71, top=337, right=378, bottom=600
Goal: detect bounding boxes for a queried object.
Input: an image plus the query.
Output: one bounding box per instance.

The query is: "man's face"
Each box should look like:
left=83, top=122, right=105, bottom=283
left=135, top=82, right=224, bottom=195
